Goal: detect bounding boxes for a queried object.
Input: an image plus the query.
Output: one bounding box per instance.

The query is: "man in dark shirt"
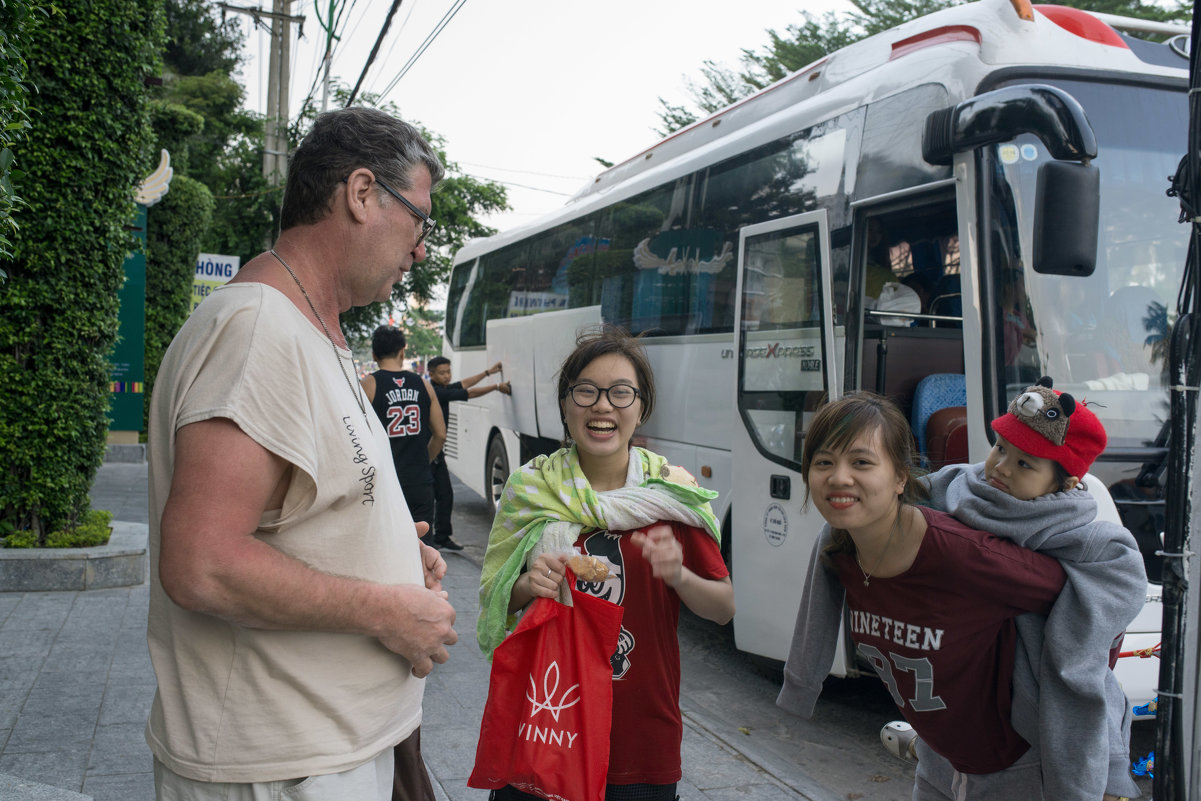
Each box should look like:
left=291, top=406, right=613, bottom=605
left=427, top=356, right=510, bottom=550
left=362, top=326, right=445, bottom=547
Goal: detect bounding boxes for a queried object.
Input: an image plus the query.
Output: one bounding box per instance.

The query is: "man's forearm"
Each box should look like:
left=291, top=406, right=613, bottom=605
left=461, top=363, right=501, bottom=389
left=162, top=527, right=415, bottom=636
left=460, top=369, right=489, bottom=389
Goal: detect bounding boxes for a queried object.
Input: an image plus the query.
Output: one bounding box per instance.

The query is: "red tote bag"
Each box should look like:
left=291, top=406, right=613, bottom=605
left=469, top=576, right=624, bottom=801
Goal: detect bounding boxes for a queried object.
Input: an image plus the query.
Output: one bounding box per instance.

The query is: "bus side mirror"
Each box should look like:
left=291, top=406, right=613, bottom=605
left=1033, top=160, right=1099, bottom=277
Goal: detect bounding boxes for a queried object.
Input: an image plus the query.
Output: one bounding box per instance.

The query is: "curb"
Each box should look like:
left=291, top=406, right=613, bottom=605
left=0, top=521, right=148, bottom=592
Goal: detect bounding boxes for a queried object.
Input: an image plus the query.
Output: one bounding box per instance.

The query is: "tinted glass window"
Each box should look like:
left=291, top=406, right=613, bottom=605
left=445, top=259, right=474, bottom=348
left=987, top=80, right=1186, bottom=450
left=595, top=179, right=716, bottom=336
left=738, top=219, right=831, bottom=469
left=527, top=217, right=602, bottom=311
left=459, top=243, right=526, bottom=348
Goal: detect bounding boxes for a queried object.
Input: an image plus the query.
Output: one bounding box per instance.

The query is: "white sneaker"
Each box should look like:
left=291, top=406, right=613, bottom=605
left=881, top=720, right=918, bottom=763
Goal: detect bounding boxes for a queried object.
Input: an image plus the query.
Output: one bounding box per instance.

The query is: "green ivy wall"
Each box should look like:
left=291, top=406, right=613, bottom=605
left=0, top=1, right=166, bottom=540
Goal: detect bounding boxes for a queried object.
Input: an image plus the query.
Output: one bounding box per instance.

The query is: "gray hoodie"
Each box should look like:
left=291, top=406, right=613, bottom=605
left=924, top=463, right=1145, bottom=799
left=777, top=463, right=1145, bottom=799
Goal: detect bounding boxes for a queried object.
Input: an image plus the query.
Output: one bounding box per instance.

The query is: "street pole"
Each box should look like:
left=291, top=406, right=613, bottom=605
left=263, top=0, right=294, bottom=185
left=277, top=0, right=292, bottom=181
left=263, top=0, right=282, bottom=183
left=215, top=3, right=305, bottom=186
left=321, top=0, right=334, bottom=112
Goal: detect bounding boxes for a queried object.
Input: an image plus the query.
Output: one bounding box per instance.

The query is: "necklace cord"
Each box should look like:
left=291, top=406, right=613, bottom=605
left=270, top=249, right=371, bottom=430
left=855, top=509, right=904, bottom=586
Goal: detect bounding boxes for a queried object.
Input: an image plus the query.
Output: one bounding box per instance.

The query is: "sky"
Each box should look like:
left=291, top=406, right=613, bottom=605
left=235, top=0, right=855, bottom=236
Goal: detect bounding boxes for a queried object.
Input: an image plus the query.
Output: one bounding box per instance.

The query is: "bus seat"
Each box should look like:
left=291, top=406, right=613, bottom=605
left=911, top=373, right=967, bottom=454
left=926, top=406, right=968, bottom=468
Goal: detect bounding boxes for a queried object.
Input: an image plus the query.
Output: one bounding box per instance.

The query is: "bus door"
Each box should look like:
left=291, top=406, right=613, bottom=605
left=730, top=210, right=844, bottom=665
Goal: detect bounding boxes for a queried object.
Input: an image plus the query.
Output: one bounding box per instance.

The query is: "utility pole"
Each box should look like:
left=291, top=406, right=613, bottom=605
left=263, top=0, right=292, bottom=185
left=216, top=3, right=305, bottom=186
left=321, top=0, right=335, bottom=112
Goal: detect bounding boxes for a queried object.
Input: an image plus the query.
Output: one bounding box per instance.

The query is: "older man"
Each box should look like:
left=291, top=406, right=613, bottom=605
left=146, top=107, right=457, bottom=800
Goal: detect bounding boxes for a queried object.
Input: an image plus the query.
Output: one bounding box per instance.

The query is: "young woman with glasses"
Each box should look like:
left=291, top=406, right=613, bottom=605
left=478, top=325, right=735, bottom=801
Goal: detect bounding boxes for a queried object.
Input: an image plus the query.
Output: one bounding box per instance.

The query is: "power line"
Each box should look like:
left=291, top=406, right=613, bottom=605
left=368, top=1, right=417, bottom=91
left=347, top=0, right=404, bottom=106
left=461, top=173, right=573, bottom=196
left=296, top=0, right=356, bottom=114
left=376, top=0, right=468, bottom=101
left=456, top=161, right=590, bottom=181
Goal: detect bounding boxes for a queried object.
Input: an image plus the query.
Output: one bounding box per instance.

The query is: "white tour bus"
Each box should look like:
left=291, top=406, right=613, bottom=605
left=441, top=0, right=1188, bottom=708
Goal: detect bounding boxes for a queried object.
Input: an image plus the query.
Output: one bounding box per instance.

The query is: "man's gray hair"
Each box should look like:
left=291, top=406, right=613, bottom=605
left=279, top=107, right=445, bottom=231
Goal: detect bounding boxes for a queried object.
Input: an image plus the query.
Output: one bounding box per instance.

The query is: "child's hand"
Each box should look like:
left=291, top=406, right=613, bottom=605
left=527, top=552, right=571, bottom=599
left=631, top=524, right=683, bottom=588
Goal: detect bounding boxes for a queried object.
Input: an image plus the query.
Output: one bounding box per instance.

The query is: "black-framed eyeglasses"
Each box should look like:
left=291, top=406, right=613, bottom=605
left=563, top=383, right=640, bottom=408
left=374, top=176, right=437, bottom=245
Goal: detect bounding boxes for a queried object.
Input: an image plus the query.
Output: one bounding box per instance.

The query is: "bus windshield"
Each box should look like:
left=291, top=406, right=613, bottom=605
left=987, top=79, right=1186, bottom=455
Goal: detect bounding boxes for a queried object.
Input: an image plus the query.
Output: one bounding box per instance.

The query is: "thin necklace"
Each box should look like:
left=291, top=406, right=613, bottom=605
left=270, top=248, right=370, bottom=430
left=856, top=512, right=903, bottom=587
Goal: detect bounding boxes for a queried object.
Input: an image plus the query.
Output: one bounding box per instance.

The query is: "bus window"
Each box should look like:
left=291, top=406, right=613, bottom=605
left=856, top=84, right=950, bottom=200
left=595, top=178, right=726, bottom=336
left=444, top=258, right=475, bottom=349
left=460, top=241, right=527, bottom=348
left=738, top=224, right=827, bottom=467
left=984, top=79, right=1184, bottom=451
left=518, top=229, right=576, bottom=317
left=547, top=216, right=606, bottom=309
left=697, top=125, right=848, bottom=334
left=854, top=200, right=964, bottom=430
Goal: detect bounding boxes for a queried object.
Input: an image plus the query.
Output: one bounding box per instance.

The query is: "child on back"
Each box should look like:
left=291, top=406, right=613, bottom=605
left=919, top=376, right=1146, bottom=800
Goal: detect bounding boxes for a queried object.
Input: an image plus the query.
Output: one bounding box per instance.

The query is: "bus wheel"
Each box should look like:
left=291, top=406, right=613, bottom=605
left=487, top=435, right=509, bottom=509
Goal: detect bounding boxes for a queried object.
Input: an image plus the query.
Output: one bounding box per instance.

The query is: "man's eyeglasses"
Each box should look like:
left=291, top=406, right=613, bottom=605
left=374, top=176, right=437, bottom=245
left=563, top=383, right=640, bottom=409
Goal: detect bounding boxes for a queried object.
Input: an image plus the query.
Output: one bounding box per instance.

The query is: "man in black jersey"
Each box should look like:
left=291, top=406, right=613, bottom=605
left=427, top=356, right=510, bottom=550
left=362, top=325, right=445, bottom=548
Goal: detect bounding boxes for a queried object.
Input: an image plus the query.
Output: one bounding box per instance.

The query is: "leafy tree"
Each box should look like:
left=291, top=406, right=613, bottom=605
left=397, top=305, right=446, bottom=362
left=0, top=1, right=46, bottom=275
left=656, top=0, right=1190, bottom=135
left=1069, top=0, right=1189, bottom=23
left=0, top=0, right=165, bottom=540
left=158, top=0, right=271, bottom=262
left=162, top=69, right=275, bottom=266
left=164, top=0, right=243, bottom=77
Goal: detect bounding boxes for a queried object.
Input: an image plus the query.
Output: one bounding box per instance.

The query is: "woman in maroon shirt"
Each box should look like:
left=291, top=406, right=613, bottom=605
left=785, top=391, right=1066, bottom=800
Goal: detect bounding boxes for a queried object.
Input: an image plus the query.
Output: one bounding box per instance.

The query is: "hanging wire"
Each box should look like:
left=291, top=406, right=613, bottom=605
left=375, top=0, right=468, bottom=102
left=368, top=0, right=418, bottom=89
left=347, top=0, right=404, bottom=106
left=297, top=0, right=357, bottom=114
left=459, top=173, right=574, bottom=196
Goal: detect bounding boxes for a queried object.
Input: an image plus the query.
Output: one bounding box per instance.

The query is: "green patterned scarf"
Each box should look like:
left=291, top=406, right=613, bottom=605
left=477, top=445, right=720, bottom=658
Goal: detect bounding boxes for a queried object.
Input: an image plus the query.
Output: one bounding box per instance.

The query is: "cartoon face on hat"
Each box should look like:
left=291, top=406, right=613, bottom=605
left=990, top=375, right=1106, bottom=480
left=1006, top=382, right=1076, bottom=446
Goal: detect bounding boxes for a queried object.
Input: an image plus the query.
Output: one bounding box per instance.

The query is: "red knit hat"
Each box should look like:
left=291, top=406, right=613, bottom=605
left=990, top=376, right=1107, bottom=479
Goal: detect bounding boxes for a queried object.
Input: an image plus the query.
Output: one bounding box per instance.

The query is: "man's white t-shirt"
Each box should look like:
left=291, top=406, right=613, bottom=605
left=146, top=283, right=424, bottom=782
